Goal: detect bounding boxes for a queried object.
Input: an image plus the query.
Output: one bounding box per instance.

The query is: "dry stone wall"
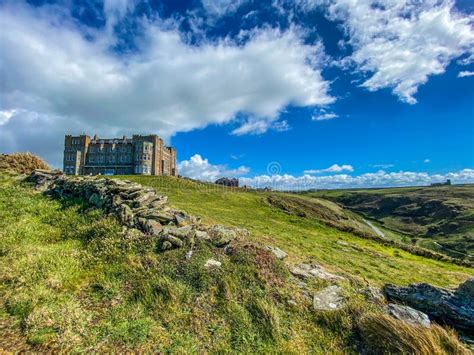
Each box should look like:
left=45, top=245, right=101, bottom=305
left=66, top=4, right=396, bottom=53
left=29, top=169, right=248, bottom=251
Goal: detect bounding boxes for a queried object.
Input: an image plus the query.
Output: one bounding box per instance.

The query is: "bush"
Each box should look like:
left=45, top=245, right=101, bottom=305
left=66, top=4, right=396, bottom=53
left=358, top=313, right=469, bottom=354
left=0, top=152, right=49, bottom=174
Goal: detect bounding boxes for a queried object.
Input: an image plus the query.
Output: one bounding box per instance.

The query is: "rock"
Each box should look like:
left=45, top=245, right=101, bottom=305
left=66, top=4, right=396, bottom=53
left=290, top=263, right=345, bottom=281
left=456, top=278, right=474, bottom=299
left=204, top=259, right=221, bottom=269
left=145, top=211, right=175, bottom=224
left=266, top=246, right=288, bottom=260
left=161, top=241, right=173, bottom=250
left=88, top=193, right=102, bottom=207
left=117, top=204, right=134, bottom=226
left=195, top=230, right=210, bottom=241
left=185, top=250, right=193, bottom=260
left=142, top=219, right=162, bottom=235
left=384, top=281, right=474, bottom=334
left=208, top=225, right=236, bottom=247
left=313, top=285, right=344, bottom=311
left=162, top=235, right=184, bottom=248
left=386, top=303, right=431, bottom=327
left=362, top=286, right=385, bottom=304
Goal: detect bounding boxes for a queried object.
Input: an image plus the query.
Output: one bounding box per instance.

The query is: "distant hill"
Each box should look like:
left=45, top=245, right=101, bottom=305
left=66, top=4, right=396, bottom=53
left=304, top=185, right=474, bottom=262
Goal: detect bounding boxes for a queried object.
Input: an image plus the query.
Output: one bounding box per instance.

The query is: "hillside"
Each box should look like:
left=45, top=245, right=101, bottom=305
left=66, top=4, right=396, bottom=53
left=304, top=185, right=474, bottom=262
left=1, top=172, right=472, bottom=352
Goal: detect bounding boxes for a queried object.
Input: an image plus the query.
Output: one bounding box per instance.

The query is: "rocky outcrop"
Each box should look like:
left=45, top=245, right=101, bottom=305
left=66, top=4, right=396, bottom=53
left=385, top=303, right=431, bottom=327
left=28, top=170, right=247, bottom=252
left=384, top=278, right=474, bottom=334
left=290, top=263, right=345, bottom=281
left=313, top=285, right=344, bottom=310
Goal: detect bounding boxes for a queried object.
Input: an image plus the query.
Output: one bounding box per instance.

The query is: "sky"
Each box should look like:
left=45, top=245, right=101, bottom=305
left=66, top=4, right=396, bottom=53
left=0, top=0, right=473, bottom=190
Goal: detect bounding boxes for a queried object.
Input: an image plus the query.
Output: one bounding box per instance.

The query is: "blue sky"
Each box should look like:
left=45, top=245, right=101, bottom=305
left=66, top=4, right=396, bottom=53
left=0, top=0, right=473, bottom=189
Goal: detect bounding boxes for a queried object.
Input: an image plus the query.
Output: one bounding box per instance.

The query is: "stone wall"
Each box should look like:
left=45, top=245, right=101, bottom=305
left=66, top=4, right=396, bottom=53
left=29, top=169, right=248, bottom=251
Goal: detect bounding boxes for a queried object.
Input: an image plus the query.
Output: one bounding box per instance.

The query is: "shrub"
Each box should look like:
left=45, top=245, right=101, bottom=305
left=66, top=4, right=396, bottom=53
left=0, top=152, right=49, bottom=174
left=358, top=313, right=470, bottom=354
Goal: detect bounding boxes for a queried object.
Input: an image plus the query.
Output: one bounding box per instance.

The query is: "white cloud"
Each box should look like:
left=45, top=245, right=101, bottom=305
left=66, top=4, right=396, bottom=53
left=318, top=0, right=474, bottom=104
left=200, top=0, right=247, bottom=17
left=312, top=112, right=338, bottom=121
left=241, top=169, right=474, bottom=190
left=0, top=2, right=333, bottom=166
left=458, top=70, right=474, bottom=77
left=424, top=159, right=431, bottom=163
left=0, top=110, right=16, bottom=126
left=304, top=163, right=353, bottom=174
left=177, top=154, right=249, bottom=181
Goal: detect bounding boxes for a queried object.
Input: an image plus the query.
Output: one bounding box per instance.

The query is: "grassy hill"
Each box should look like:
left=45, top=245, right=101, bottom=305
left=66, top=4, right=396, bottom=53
left=1, top=172, right=472, bottom=352
left=303, top=185, right=474, bottom=262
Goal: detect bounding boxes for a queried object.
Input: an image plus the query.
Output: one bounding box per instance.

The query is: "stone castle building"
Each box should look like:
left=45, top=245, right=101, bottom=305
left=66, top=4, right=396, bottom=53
left=63, top=134, right=176, bottom=176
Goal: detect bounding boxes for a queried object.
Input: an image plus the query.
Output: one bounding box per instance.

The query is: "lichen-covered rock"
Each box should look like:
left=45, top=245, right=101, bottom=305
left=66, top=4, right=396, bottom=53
left=386, top=303, right=431, bottom=327
left=207, top=225, right=237, bottom=247
left=266, top=246, right=288, bottom=260
left=204, top=259, right=222, bottom=269
left=290, top=263, right=345, bottom=281
left=384, top=281, right=474, bottom=334
left=313, top=285, right=344, bottom=311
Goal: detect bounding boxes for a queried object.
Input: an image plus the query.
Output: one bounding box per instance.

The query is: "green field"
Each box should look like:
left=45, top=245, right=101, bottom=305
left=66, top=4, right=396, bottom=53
left=1, top=173, right=472, bottom=352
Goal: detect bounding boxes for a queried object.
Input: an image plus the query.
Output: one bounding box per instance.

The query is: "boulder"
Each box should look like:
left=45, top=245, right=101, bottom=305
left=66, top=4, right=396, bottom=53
left=361, top=286, right=385, bottom=304
left=290, top=263, right=344, bottom=281
left=456, top=278, right=474, bottom=299
left=207, top=225, right=236, bottom=247
left=313, top=285, right=344, bottom=311
left=386, top=303, right=431, bottom=327
left=384, top=281, right=474, bottom=334
left=266, top=246, right=288, bottom=260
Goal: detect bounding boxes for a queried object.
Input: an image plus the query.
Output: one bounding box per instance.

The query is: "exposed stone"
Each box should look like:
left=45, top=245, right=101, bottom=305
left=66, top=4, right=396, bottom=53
left=143, top=219, right=162, bottom=236
left=207, top=225, right=237, bottom=247
left=362, top=286, right=385, bottom=304
left=313, top=285, right=344, bottom=311
left=266, top=246, right=288, bottom=260
left=384, top=281, right=474, bottom=334
left=185, top=250, right=193, bottom=260
left=162, top=235, right=184, bottom=248
left=195, top=230, right=211, bottom=241
left=161, top=241, right=173, bottom=250
left=456, top=278, right=474, bottom=299
left=290, top=263, right=345, bottom=281
left=204, top=259, right=222, bottom=268
left=386, top=303, right=431, bottom=327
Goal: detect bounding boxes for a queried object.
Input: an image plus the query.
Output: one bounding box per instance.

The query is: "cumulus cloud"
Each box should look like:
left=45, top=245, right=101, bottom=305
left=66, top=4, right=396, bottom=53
left=458, top=70, right=474, bottom=77
left=177, top=154, right=250, bottom=181
left=316, top=0, right=474, bottom=104
left=0, top=1, right=333, bottom=166
left=241, top=169, right=474, bottom=190
left=304, top=164, right=353, bottom=174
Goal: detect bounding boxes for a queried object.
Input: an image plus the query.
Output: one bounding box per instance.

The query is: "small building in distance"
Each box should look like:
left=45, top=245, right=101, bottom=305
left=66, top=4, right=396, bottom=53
left=430, top=179, right=452, bottom=187
left=63, top=134, right=176, bottom=176
left=215, top=177, right=239, bottom=187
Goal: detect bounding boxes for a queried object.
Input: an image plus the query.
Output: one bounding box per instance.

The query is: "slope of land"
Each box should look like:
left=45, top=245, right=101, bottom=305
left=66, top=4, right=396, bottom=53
left=1, top=172, right=472, bottom=352
left=304, top=185, right=474, bottom=262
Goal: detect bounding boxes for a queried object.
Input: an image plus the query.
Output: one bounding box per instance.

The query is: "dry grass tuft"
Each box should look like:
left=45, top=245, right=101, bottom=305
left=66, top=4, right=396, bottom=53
left=0, top=152, right=49, bottom=174
left=358, top=313, right=470, bottom=354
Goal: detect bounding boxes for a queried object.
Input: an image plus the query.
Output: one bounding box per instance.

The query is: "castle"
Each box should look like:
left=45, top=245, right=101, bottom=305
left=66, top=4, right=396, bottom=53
left=63, top=134, right=176, bottom=176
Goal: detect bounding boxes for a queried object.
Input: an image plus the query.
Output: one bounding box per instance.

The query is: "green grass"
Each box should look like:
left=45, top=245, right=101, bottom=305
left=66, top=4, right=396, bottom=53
left=119, top=175, right=473, bottom=287
left=0, top=173, right=472, bottom=352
